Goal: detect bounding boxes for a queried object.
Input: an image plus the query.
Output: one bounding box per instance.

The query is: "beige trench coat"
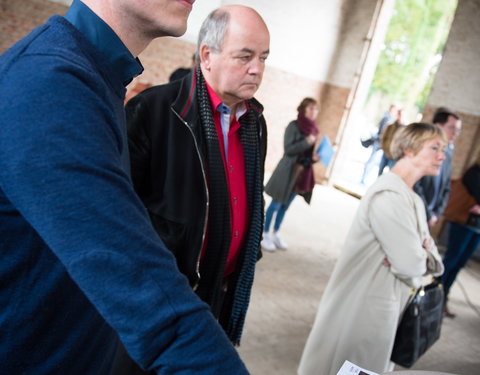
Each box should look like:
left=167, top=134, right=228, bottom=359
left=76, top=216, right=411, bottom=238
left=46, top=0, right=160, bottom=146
left=298, top=173, right=444, bottom=375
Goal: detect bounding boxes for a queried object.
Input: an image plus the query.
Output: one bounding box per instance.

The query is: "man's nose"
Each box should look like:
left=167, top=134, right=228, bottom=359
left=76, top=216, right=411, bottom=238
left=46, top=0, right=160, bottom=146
left=248, top=58, right=264, bottom=74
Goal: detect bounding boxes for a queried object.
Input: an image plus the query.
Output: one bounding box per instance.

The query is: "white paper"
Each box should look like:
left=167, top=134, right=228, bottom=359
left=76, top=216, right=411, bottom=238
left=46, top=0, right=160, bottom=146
left=336, top=360, right=380, bottom=375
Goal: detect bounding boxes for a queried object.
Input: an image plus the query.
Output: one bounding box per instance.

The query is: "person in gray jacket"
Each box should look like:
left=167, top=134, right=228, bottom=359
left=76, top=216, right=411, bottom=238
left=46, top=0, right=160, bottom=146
left=261, top=97, right=319, bottom=251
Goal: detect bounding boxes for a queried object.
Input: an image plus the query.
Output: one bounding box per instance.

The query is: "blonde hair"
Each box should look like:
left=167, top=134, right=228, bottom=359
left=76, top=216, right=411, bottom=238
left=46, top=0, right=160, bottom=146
left=391, top=122, right=447, bottom=161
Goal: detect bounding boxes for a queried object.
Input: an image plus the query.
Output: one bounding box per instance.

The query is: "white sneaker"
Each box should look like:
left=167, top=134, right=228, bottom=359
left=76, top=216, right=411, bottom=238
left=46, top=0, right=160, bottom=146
left=261, top=233, right=276, bottom=252
left=272, top=232, right=288, bottom=250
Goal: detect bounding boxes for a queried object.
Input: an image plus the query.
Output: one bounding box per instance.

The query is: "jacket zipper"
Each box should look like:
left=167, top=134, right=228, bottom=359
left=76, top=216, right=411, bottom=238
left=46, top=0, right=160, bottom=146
left=173, top=109, right=209, bottom=290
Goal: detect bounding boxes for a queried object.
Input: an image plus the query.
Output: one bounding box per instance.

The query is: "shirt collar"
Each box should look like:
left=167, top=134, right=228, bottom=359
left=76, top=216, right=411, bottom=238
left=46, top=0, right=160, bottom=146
left=65, top=0, right=143, bottom=86
left=204, top=81, right=248, bottom=120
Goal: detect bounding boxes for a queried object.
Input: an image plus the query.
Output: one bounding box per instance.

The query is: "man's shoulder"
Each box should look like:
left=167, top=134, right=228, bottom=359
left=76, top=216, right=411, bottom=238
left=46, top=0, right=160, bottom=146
left=1, top=16, right=91, bottom=80
left=6, top=16, right=80, bottom=55
left=129, top=79, right=184, bottom=106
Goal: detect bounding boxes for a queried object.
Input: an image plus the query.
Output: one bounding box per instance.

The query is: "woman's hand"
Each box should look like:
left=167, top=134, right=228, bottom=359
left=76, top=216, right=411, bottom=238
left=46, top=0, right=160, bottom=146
left=306, top=134, right=316, bottom=145
left=422, top=237, right=433, bottom=252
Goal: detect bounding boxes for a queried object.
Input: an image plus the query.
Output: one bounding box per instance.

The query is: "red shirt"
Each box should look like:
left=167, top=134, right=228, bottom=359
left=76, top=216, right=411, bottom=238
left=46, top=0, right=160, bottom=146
left=205, top=83, right=249, bottom=276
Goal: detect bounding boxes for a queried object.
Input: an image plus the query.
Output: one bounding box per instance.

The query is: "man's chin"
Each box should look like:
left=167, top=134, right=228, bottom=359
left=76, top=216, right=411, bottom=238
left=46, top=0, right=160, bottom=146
left=240, top=87, right=259, bottom=100
left=169, top=23, right=188, bottom=37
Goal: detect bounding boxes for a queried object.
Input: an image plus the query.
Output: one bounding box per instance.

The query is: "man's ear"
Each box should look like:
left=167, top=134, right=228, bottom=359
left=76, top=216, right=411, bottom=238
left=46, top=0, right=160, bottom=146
left=199, top=44, right=212, bottom=71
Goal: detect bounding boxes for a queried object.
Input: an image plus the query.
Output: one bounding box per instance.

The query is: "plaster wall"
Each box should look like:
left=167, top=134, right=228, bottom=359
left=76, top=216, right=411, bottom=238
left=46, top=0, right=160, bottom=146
left=424, top=0, right=480, bottom=178
left=427, top=0, right=480, bottom=116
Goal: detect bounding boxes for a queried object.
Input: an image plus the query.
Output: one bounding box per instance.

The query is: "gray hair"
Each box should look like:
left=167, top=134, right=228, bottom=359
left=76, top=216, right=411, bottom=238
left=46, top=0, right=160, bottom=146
left=196, top=9, right=230, bottom=58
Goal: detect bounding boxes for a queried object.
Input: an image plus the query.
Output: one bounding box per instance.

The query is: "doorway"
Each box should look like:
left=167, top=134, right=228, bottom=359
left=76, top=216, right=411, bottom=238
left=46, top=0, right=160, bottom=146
left=329, top=0, right=458, bottom=197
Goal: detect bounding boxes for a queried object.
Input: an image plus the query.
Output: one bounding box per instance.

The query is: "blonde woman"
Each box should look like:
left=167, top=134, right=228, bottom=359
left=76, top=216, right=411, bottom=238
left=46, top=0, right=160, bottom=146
left=299, top=123, right=445, bottom=375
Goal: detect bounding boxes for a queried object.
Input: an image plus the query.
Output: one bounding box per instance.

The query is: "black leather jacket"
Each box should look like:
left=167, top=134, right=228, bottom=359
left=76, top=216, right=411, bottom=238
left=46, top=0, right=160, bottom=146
left=125, top=70, right=267, bottom=287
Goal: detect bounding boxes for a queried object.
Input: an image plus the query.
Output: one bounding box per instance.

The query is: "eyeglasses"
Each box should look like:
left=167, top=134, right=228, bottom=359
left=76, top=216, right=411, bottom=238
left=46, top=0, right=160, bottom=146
left=444, top=125, right=461, bottom=133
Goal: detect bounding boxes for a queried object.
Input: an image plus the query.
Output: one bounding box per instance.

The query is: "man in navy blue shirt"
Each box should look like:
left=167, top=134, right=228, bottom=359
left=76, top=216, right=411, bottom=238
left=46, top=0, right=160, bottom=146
left=0, top=0, right=249, bottom=374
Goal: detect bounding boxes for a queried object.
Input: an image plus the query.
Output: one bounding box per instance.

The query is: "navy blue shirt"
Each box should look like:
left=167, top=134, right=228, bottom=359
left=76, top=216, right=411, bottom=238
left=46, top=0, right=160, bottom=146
left=0, top=3, right=248, bottom=374
left=65, top=0, right=143, bottom=86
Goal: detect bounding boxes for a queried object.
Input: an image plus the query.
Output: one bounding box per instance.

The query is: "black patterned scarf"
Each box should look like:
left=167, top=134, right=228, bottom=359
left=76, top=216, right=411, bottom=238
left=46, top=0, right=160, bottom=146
left=195, top=68, right=264, bottom=344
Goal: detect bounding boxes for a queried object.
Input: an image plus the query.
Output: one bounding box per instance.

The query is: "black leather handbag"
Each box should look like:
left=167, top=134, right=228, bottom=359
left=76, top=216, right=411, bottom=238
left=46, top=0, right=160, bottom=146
left=390, top=281, right=444, bottom=368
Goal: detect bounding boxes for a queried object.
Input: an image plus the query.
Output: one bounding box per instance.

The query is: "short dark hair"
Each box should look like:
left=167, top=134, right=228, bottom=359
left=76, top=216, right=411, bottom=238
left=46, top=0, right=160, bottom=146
left=297, top=97, right=317, bottom=115
left=433, top=109, right=460, bottom=125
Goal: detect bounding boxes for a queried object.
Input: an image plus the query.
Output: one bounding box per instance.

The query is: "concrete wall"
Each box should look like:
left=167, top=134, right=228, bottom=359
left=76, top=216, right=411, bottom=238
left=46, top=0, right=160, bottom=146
left=423, top=0, right=480, bottom=179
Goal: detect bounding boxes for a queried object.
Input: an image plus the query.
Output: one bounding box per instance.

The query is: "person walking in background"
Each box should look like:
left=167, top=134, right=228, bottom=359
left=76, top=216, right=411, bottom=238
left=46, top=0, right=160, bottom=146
left=299, top=123, right=445, bottom=375
left=439, top=158, right=480, bottom=318
left=414, top=109, right=462, bottom=228
left=126, top=5, right=270, bottom=345
left=0, top=0, right=251, bottom=374
left=261, top=98, right=319, bottom=252
left=169, top=53, right=196, bottom=82
left=360, top=103, right=397, bottom=184
left=378, top=108, right=405, bottom=176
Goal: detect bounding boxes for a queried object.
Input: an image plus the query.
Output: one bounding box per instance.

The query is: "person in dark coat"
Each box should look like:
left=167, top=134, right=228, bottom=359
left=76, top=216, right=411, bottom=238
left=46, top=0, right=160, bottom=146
left=439, top=158, right=480, bottom=317
left=261, top=97, right=319, bottom=251
left=126, top=5, right=270, bottom=345
left=169, top=53, right=196, bottom=82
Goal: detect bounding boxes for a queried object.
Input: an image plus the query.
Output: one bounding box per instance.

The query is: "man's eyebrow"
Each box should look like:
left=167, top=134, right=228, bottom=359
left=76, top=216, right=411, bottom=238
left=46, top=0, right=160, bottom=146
left=236, top=48, right=270, bottom=55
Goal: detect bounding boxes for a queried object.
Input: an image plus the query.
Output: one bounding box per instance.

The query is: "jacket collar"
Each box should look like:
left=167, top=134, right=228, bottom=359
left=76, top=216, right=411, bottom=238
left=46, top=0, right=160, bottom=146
left=171, top=67, right=264, bottom=128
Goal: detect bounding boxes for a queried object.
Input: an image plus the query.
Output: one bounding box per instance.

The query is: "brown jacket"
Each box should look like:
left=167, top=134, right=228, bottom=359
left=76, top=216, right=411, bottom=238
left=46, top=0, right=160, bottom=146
left=442, top=179, right=475, bottom=225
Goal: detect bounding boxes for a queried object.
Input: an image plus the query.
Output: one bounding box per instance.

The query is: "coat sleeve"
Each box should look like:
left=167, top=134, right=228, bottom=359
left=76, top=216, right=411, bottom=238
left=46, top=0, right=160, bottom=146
left=125, top=93, right=152, bottom=200
left=368, top=191, right=428, bottom=280
left=0, top=54, right=248, bottom=374
left=283, top=122, right=311, bottom=156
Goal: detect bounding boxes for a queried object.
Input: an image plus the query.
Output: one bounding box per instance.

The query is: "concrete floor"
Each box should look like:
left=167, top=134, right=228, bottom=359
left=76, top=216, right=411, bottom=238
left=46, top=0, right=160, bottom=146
left=237, top=185, right=480, bottom=375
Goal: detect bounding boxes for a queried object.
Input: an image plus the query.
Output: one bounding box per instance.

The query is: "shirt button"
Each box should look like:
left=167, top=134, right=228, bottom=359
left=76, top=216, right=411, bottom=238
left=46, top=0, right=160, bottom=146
left=233, top=197, right=238, bottom=205
left=229, top=165, right=234, bottom=172
left=234, top=231, right=239, bottom=237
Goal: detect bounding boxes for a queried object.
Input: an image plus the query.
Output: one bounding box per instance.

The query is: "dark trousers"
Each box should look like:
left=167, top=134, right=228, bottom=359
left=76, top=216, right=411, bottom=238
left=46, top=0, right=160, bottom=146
left=441, top=221, right=480, bottom=298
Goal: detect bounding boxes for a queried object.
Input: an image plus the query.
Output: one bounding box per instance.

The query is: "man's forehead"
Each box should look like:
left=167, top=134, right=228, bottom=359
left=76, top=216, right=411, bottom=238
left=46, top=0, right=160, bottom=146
left=228, top=47, right=269, bottom=54
left=445, top=116, right=461, bottom=127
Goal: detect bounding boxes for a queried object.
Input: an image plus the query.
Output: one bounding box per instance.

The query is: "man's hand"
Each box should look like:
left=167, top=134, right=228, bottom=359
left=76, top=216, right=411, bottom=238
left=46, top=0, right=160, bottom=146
left=469, top=204, right=480, bottom=215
